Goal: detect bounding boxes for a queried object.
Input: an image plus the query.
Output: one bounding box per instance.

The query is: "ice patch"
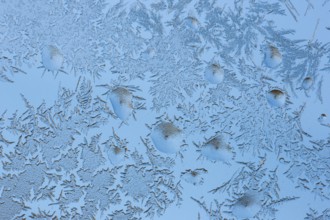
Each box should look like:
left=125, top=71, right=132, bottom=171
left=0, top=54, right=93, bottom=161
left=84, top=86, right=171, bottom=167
left=232, top=192, right=262, bottom=219
left=181, top=168, right=207, bottom=185
left=41, top=45, right=64, bottom=72
left=264, top=45, right=282, bottom=68
left=267, top=89, right=286, bottom=108
left=106, top=146, right=126, bottom=165
left=201, top=135, right=233, bottom=163
left=204, top=63, right=224, bottom=84
left=109, top=87, right=133, bottom=121
left=151, top=122, right=183, bottom=154
left=302, top=77, right=313, bottom=90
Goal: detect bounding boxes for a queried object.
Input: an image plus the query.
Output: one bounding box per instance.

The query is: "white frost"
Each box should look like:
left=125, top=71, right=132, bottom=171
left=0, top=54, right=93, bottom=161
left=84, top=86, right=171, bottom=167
left=41, top=45, right=64, bottom=72
left=302, top=77, right=313, bottom=90
left=109, top=87, right=133, bottom=121
left=232, top=192, right=262, bottom=219
left=201, top=135, right=233, bottom=163
left=106, top=146, right=126, bottom=165
left=182, top=169, right=207, bottom=185
left=264, top=45, right=282, bottom=68
left=267, top=89, right=286, bottom=108
left=151, top=122, right=183, bottom=154
left=184, top=16, right=200, bottom=30
left=318, top=113, right=330, bottom=127
left=204, top=63, right=224, bottom=84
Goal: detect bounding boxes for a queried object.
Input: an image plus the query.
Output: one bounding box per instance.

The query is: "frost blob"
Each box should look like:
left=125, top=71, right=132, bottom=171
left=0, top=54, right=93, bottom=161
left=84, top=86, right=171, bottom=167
left=184, top=16, right=200, bottom=29
left=109, top=87, right=133, bottom=121
left=264, top=45, right=282, bottom=68
left=182, top=169, right=207, bottom=185
left=106, top=146, right=126, bottom=165
left=302, top=77, right=313, bottom=90
left=141, top=47, right=156, bottom=60
left=318, top=113, right=330, bottom=127
left=267, top=89, right=286, bottom=107
left=41, top=45, right=64, bottom=71
left=232, top=192, right=262, bottom=219
left=204, top=63, right=224, bottom=84
left=318, top=113, right=327, bottom=123
left=201, top=135, right=233, bottom=163
left=151, top=122, right=183, bottom=154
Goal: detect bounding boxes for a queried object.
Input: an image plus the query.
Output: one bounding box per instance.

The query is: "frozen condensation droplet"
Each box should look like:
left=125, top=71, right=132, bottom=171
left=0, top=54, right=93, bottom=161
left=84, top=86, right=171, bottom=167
left=182, top=168, right=207, bottom=185
left=141, top=47, right=156, bottom=60
left=109, top=87, right=133, bottom=121
left=41, top=45, right=64, bottom=72
left=302, top=77, right=313, bottom=90
left=318, top=113, right=330, bottom=127
left=264, top=45, right=282, bottom=68
left=151, top=122, right=183, bottom=154
left=106, top=145, right=126, bottom=165
left=200, top=135, right=233, bottom=163
left=204, top=63, right=224, bottom=84
left=232, top=192, right=262, bottom=219
left=184, top=16, right=200, bottom=30
left=267, top=89, right=286, bottom=108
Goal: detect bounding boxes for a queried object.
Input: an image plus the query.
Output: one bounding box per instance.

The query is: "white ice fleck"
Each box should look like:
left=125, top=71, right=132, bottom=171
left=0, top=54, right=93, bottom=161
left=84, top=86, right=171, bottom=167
left=182, top=169, right=207, bottom=185
left=264, top=45, right=282, bottom=68
left=41, top=45, right=64, bottom=72
left=106, top=145, right=126, bottom=165
left=302, top=77, right=313, bottom=90
left=184, top=16, right=200, bottom=30
left=232, top=192, right=262, bottom=219
left=204, top=63, right=224, bottom=84
left=200, top=135, right=234, bottom=163
left=318, top=113, right=330, bottom=127
left=109, top=87, right=133, bottom=121
left=267, top=89, right=286, bottom=108
left=150, top=122, right=183, bottom=154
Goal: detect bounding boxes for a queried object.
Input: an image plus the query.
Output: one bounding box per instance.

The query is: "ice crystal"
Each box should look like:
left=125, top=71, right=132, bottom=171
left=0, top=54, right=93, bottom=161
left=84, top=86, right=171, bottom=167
left=285, top=137, right=330, bottom=199
left=120, top=151, right=182, bottom=218
left=305, top=208, right=330, bottom=220
left=0, top=0, right=329, bottom=219
left=208, top=160, right=299, bottom=219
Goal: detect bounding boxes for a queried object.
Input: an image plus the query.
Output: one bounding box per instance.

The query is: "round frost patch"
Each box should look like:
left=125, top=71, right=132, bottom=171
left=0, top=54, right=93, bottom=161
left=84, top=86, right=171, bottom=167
left=264, top=45, right=282, bottom=68
left=41, top=45, right=64, bottom=72
left=151, top=122, right=183, bottom=154
left=109, top=87, right=133, bottom=121
left=201, top=135, right=233, bottom=163
left=204, top=63, right=224, bottom=84
left=267, top=89, right=286, bottom=108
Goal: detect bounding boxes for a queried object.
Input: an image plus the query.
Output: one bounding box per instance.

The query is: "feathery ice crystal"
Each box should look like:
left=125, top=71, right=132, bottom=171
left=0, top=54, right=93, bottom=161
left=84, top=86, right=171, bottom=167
left=0, top=0, right=329, bottom=219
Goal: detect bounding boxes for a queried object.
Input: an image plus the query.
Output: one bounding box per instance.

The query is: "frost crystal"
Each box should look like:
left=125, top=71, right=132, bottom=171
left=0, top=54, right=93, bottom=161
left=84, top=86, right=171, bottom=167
left=0, top=0, right=329, bottom=219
